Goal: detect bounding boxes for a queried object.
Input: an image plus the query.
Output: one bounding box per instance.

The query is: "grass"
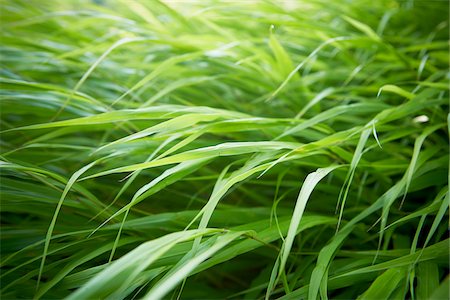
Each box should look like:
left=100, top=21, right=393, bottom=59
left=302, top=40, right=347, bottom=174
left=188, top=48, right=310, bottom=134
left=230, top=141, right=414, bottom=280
left=0, top=0, right=449, bottom=299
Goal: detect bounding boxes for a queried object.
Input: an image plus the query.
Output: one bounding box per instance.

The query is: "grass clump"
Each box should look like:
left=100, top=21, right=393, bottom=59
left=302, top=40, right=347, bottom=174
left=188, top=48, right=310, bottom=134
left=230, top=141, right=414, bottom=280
left=0, top=0, right=448, bottom=299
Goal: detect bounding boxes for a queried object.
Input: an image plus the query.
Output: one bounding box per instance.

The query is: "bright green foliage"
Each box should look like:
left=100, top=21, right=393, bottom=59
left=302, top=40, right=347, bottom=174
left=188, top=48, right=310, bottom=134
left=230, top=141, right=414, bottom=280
left=0, top=0, right=448, bottom=299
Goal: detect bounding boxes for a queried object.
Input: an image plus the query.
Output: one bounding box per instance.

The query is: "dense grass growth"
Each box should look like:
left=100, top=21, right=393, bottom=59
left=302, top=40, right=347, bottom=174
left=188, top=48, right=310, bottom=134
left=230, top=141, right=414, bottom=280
left=1, top=0, right=449, bottom=299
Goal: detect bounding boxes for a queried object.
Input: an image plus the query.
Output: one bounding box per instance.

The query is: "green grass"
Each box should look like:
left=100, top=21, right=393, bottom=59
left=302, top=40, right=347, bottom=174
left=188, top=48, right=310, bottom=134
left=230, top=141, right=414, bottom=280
left=0, top=0, right=449, bottom=299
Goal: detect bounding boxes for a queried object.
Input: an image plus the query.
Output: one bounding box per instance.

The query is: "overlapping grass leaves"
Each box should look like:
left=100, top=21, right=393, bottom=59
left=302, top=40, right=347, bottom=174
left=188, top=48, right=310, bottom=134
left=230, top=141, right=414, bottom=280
left=1, top=0, right=448, bottom=299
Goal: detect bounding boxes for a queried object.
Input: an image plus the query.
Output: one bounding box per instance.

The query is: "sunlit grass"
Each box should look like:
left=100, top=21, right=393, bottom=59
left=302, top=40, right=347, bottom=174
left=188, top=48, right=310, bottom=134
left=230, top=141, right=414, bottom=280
left=1, top=0, right=449, bottom=299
